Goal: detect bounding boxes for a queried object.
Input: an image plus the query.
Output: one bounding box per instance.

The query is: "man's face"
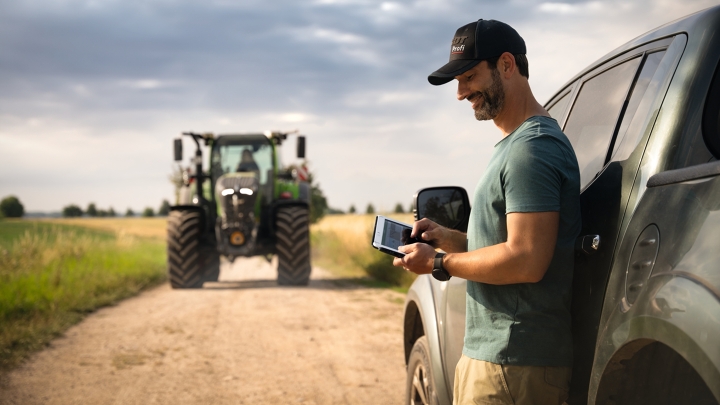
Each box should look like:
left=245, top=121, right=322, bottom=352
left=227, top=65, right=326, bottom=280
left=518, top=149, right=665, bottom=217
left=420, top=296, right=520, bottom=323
left=455, top=61, right=505, bottom=121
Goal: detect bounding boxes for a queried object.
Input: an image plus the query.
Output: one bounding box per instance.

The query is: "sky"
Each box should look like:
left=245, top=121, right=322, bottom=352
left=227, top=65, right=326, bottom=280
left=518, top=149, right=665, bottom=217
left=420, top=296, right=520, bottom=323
left=1, top=0, right=718, bottom=214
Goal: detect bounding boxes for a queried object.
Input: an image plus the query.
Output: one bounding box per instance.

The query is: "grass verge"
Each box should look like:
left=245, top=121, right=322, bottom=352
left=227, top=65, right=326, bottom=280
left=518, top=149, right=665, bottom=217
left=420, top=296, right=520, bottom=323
left=311, top=214, right=417, bottom=292
left=0, top=219, right=166, bottom=371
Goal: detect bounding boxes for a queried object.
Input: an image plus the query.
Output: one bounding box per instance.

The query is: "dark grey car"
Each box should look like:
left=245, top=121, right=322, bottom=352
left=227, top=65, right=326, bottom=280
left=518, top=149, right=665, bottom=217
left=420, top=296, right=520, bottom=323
left=403, top=6, right=720, bottom=405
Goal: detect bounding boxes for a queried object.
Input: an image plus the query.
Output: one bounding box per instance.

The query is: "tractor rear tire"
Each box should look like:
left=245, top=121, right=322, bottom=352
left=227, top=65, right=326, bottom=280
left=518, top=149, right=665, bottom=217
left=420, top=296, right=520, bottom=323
left=167, top=210, right=220, bottom=289
left=275, top=205, right=311, bottom=286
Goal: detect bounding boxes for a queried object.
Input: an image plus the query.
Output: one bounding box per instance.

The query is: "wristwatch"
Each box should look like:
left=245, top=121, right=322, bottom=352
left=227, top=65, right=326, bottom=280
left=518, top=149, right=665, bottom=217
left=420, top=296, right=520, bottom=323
left=432, top=252, right=451, bottom=281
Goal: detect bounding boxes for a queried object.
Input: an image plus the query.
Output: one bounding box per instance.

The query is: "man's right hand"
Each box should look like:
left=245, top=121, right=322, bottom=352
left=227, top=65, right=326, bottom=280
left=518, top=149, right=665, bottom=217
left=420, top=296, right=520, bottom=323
left=412, top=218, right=468, bottom=253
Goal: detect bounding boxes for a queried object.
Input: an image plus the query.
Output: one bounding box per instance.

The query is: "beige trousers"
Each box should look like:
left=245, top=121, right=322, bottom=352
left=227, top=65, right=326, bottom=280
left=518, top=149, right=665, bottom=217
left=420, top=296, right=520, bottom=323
left=453, top=354, right=571, bottom=405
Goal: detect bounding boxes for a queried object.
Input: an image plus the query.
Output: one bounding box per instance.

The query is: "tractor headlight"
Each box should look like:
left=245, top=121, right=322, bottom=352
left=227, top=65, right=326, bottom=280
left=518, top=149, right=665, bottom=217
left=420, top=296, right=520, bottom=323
left=221, top=188, right=234, bottom=196
left=239, top=188, right=253, bottom=195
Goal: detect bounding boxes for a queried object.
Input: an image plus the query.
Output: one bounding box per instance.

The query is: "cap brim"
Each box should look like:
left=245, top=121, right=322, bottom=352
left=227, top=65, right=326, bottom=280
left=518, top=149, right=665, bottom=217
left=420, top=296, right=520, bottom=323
left=428, top=59, right=481, bottom=86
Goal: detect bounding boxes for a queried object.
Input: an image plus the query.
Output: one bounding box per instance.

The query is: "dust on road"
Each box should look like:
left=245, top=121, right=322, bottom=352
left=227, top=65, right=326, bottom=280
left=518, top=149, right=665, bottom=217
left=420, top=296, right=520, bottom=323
left=0, top=258, right=407, bottom=404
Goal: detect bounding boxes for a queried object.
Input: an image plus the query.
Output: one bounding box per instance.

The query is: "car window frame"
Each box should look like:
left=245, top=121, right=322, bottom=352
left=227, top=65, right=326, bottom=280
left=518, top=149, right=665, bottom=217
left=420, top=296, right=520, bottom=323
left=545, top=37, right=675, bottom=191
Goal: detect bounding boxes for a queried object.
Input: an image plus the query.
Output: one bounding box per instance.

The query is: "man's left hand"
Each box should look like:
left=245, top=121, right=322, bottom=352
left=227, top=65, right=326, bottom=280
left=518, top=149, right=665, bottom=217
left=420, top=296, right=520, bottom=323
left=393, top=243, right=437, bottom=275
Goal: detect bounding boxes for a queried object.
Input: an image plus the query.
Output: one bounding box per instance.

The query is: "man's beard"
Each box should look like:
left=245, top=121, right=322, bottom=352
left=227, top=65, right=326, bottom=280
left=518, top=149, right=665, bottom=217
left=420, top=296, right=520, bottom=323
left=470, top=68, right=505, bottom=121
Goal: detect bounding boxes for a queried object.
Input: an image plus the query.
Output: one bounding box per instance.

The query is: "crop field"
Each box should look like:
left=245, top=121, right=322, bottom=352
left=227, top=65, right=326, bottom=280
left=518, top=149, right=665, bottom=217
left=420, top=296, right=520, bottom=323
left=311, top=213, right=416, bottom=289
left=0, top=219, right=166, bottom=370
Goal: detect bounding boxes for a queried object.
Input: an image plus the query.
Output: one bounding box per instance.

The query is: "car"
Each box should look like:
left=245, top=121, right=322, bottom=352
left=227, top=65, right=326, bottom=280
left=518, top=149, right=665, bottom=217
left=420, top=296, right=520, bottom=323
left=403, top=6, right=720, bottom=405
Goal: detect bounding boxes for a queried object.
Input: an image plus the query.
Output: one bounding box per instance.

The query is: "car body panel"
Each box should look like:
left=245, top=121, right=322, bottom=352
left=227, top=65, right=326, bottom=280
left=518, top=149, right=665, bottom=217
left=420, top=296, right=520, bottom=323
left=591, top=173, right=720, bottom=403
left=405, top=275, right=452, bottom=405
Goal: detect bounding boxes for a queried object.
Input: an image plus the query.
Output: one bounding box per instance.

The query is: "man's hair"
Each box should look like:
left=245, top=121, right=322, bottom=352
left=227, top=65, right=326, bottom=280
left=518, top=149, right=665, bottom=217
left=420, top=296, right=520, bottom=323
left=486, top=54, right=529, bottom=79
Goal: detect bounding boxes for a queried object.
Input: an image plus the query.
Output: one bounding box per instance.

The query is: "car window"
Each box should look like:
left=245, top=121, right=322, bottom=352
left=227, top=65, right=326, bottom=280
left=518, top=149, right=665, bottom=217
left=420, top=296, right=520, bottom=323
left=610, top=51, right=666, bottom=161
left=564, top=56, right=642, bottom=189
left=547, top=91, right=571, bottom=123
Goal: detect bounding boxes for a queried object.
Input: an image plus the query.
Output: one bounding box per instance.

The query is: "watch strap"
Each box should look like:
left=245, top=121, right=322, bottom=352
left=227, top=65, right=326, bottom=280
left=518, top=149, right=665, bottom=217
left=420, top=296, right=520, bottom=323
left=432, top=252, right=451, bottom=281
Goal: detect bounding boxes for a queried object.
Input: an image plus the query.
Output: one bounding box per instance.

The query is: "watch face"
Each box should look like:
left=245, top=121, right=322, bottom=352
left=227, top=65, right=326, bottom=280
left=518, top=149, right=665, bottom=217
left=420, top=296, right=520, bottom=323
left=432, top=268, right=451, bottom=281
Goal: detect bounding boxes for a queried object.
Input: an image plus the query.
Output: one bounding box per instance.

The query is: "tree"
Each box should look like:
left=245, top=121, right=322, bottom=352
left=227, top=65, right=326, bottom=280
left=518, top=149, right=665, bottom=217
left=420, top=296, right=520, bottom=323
left=142, top=207, right=155, bottom=217
left=0, top=196, right=24, bottom=218
left=158, top=200, right=171, bottom=216
left=86, top=203, right=98, bottom=217
left=349, top=205, right=356, bottom=214
left=394, top=203, right=405, bottom=214
left=408, top=202, right=414, bottom=213
left=108, top=207, right=117, bottom=217
left=62, top=204, right=83, bottom=218
left=125, top=208, right=135, bottom=217
left=97, top=209, right=108, bottom=217
left=366, top=203, right=375, bottom=214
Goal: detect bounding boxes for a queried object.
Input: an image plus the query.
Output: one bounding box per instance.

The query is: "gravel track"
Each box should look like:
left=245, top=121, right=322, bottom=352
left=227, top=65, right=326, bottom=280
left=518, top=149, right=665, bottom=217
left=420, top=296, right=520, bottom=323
left=0, top=258, right=407, bottom=404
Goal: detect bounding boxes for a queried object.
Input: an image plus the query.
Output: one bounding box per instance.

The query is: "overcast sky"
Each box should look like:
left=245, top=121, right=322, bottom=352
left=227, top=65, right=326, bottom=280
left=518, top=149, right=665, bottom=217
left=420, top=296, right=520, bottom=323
left=1, top=0, right=718, bottom=213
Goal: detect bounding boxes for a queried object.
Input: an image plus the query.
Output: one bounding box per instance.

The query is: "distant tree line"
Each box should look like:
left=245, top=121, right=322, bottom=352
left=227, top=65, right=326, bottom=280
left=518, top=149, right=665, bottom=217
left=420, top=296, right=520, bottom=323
left=61, top=199, right=172, bottom=218
left=337, top=202, right=413, bottom=215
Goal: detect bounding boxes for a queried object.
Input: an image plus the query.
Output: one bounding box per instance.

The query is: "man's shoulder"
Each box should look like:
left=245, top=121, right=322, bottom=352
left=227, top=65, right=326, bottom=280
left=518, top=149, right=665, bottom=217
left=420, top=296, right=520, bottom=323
left=510, top=117, right=574, bottom=155
left=512, top=116, right=565, bottom=141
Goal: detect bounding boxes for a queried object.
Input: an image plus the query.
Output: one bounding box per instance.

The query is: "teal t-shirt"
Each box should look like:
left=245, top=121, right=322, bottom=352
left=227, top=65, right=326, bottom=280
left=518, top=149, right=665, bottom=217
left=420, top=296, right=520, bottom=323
left=464, top=116, right=580, bottom=367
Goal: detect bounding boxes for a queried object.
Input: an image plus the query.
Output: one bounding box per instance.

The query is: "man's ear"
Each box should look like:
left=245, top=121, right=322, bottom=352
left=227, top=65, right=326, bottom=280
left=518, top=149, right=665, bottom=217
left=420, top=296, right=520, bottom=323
left=499, top=52, right=516, bottom=79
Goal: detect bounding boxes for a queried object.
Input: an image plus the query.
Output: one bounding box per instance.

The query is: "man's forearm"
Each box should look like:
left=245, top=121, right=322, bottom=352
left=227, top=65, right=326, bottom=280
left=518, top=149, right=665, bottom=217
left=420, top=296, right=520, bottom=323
left=444, top=242, right=548, bottom=284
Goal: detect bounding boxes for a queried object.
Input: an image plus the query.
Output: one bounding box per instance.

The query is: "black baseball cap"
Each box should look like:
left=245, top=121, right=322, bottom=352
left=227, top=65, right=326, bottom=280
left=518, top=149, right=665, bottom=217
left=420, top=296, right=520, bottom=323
left=428, top=19, right=526, bottom=86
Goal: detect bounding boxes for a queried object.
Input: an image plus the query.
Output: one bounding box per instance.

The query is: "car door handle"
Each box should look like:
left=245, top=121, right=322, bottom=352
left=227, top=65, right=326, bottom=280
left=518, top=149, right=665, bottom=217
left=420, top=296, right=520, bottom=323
left=576, top=235, right=601, bottom=255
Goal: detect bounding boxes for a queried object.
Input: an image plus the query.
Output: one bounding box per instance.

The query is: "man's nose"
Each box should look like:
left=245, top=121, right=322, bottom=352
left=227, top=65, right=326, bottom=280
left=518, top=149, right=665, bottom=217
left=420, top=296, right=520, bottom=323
left=456, top=81, right=469, bottom=101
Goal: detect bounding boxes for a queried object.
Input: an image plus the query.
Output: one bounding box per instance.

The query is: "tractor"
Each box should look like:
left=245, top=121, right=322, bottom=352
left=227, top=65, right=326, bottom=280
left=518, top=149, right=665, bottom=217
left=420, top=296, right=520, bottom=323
left=168, top=130, right=311, bottom=288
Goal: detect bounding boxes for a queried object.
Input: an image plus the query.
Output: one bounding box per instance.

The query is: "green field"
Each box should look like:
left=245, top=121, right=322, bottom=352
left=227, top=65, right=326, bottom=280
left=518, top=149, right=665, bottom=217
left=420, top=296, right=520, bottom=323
left=0, top=219, right=166, bottom=370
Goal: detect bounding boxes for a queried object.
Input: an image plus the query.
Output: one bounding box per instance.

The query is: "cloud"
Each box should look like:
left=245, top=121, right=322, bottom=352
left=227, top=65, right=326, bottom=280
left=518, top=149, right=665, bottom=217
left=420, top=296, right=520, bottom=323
left=1, top=0, right=718, bottom=212
left=120, top=79, right=168, bottom=90
left=537, top=1, right=603, bottom=14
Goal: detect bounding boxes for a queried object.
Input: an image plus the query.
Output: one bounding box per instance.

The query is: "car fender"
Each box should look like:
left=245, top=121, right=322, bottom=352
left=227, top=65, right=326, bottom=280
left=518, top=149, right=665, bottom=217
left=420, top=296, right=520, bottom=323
left=591, top=272, right=720, bottom=403
left=405, top=274, right=452, bottom=405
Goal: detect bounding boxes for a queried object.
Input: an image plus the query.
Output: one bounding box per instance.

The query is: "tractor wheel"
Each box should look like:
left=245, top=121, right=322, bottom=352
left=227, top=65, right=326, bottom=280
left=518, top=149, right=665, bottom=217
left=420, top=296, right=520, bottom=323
left=275, top=205, right=311, bottom=286
left=167, top=210, right=220, bottom=289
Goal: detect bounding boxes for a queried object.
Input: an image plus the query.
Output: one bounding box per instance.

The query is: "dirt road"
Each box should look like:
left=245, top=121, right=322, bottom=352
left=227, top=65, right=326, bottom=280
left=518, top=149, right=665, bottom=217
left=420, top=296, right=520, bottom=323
left=0, top=259, right=407, bottom=404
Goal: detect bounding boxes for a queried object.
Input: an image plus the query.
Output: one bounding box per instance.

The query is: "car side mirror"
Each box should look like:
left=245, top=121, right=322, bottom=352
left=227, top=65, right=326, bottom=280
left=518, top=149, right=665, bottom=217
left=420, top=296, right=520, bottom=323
left=297, top=136, right=306, bottom=159
left=414, top=186, right=470, bottom=232
left=174, top=138, right=183, bottom=161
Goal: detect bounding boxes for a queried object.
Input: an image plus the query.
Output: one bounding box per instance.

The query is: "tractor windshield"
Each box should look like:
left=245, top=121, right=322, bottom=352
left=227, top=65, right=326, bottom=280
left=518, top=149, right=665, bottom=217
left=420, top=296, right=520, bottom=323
left=211, top=135, right=274, bottom=186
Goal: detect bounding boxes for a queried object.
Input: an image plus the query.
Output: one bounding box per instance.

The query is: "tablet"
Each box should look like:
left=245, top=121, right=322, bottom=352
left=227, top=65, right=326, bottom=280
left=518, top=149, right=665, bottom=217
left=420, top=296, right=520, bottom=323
left=372, top=215, right=415, bottom=258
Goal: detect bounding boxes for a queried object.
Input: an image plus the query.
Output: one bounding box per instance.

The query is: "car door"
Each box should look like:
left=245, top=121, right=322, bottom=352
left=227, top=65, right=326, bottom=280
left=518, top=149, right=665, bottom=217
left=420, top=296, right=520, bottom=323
left=554, top=36, right=687, bottom=404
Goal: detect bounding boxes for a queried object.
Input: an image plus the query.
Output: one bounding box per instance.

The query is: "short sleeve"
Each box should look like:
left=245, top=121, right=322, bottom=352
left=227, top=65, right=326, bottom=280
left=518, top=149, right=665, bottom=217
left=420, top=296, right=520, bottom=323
left=503, top=136, right=564, bottom=213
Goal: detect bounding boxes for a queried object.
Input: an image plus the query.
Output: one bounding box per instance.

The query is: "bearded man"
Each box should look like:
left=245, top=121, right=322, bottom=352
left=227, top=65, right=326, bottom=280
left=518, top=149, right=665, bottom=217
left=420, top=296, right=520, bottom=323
left=394, top=19, right=581, bottom=405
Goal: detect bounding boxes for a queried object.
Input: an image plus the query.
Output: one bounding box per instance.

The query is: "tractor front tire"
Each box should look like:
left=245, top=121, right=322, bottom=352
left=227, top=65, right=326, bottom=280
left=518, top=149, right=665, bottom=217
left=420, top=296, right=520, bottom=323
left=275, top=206, right=311, bottom=286
left=167, top=210, right=220, bottom=289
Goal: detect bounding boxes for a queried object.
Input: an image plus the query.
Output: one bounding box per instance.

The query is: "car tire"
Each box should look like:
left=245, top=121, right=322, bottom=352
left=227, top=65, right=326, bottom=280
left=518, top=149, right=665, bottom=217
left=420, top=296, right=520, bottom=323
left=275, top=205, right=311, bottom=286
left=167, top=210, right=219, bottom=288
left=407, top=336, right=439, bottom=405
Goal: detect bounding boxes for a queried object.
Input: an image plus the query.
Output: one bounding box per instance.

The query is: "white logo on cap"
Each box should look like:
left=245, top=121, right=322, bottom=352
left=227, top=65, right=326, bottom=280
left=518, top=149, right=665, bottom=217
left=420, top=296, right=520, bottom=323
left=451, top=45, right=465, bottom=54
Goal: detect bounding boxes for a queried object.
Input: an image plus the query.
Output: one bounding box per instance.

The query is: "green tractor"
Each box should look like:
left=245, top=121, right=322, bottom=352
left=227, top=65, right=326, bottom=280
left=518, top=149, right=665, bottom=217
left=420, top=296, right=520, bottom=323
left=168, top=130, right=311, bottom=288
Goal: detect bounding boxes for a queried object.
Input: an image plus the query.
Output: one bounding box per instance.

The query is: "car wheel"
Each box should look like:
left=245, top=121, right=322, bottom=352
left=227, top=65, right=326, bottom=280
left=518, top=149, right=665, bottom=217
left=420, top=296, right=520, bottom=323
left=407, top=336, right=438, bottom=405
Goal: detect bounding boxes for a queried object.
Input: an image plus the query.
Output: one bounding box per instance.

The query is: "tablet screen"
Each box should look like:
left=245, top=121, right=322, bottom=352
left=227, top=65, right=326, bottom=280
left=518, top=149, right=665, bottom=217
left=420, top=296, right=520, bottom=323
left=382, top=220, right=412, bottom=250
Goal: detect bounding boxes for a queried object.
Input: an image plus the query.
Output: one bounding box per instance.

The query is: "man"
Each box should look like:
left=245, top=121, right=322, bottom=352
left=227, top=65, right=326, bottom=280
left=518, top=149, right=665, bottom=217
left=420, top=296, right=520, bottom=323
left=394, top=19, right=581, bottom=405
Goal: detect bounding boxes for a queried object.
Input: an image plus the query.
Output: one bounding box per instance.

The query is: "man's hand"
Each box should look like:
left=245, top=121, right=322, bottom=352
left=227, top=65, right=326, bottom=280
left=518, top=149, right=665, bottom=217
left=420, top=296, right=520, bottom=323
left=412, top=218, right=467, bottom=253
left=392, top=243, right=437, bottom=275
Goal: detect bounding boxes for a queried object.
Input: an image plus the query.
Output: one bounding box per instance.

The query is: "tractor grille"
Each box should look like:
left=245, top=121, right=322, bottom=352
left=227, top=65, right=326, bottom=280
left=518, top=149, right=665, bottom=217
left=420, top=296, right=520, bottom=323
left=217, top=174, right=259, bottom=192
